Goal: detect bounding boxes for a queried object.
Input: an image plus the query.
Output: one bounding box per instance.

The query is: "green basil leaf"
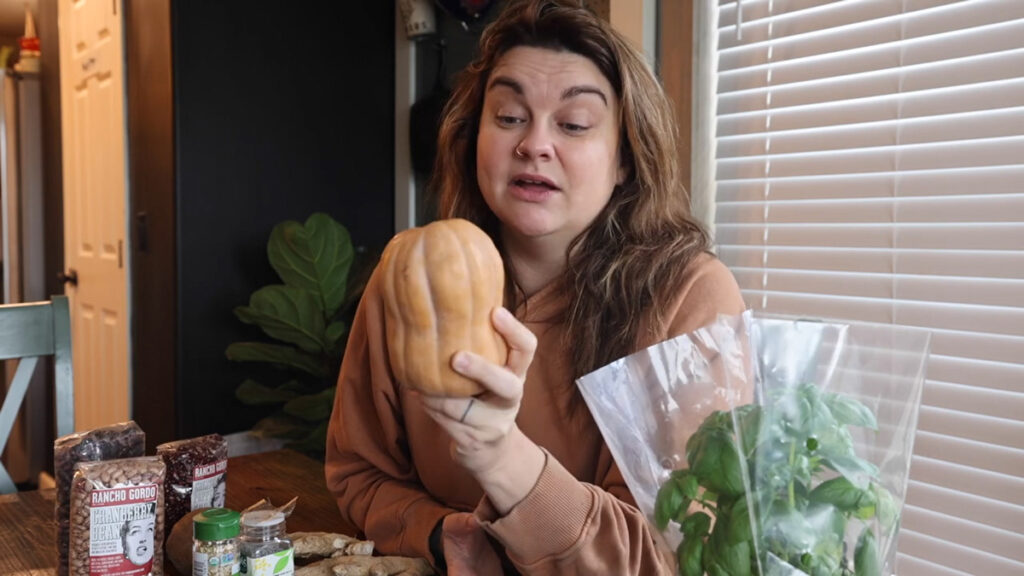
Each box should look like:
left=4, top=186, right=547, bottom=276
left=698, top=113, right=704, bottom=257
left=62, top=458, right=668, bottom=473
left=824, top=392, right=879, bottom=430
left=691, top=429, right=746, bottom=497
left=874, top=483, right=899, bottom=530
left=655, top=477, right=684, bottom=531
left=718, top=540, right=752, bottom=576
left=808, top=476, right=872, bottom=512
left=854, top=527, right=881, bottom=576
left=726, top=496, right=753, bottom=544
left=681, top=512, right=712, bottom=538
left=678, top=536, right=704, bottom=576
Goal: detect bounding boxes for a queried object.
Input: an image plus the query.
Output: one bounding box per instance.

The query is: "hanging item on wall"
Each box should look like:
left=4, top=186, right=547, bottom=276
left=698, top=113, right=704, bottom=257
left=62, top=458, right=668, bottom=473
left=398, top=0, right=437, bottom=40
left=434, top=0, right=496, bottom=28
left=409, top=40, right=451, bottom=178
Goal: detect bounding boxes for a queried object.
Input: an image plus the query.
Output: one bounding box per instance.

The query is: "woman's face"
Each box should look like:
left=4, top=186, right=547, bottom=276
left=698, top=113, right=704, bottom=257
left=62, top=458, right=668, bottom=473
left=124, top=517, right=155, bottom=565
left=476, top=46, right=624, bottom=250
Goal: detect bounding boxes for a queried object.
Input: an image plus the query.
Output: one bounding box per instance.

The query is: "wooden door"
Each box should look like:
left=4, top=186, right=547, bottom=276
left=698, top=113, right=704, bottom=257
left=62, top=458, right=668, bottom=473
left=58, top=0, right=130, bottom=431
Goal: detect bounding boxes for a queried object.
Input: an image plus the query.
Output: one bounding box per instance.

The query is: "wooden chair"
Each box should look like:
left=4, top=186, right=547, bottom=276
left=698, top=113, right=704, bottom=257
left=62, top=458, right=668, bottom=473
left=0, top=295, right=73, bottom=493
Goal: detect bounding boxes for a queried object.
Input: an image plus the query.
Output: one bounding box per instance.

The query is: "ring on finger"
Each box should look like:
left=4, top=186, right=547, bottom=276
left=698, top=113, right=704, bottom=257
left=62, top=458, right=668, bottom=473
left=459, top=398, right=475, bottom=423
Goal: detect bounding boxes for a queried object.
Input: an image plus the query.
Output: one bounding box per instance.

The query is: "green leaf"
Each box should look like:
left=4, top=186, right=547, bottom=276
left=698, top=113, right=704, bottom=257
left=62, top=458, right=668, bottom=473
left=235, top=285, right=327, bottom=353
left=285, top=420, right=330, bottom=457
left=267, top=212, right=354, bottom=318
left=808, top=476, right=875, bottom=513
left=733, top=404, right=762, bottom=457
left=874, top=483, right=899, bottom=530
left=854, top=527, right=881, bottom=576
left=680, top=512, right=712, bottom=538
left=283, top=388, right=336, bottom=422
left=226, top=342, right=327, bottom=378
left=763, top=502, right=817, bottom=553
left=822, top=452, right=879, bottom=489
left=690, top=429, right=746, bottom=497
left=678, top=536, right=704, bottom=576
left=718, top=540, right=752, bottom=576
left=235, top=379, right=300, bottom=405
left=655, top=476, right=687, bottom=531
left=325, top=320, right=348, bottom=354
left=726, top=496, right=753, bottom=544
left=824, top=392, right=878, bottom=430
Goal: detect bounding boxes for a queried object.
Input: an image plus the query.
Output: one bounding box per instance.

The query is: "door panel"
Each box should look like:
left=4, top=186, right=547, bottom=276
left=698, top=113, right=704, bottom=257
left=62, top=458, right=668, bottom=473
left=59, top=0, right=130, bottom=431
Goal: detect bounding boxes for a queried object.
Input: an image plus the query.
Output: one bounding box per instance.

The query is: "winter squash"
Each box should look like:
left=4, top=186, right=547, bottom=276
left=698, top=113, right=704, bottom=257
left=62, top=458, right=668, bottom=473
left=380, top=218, right=507, bottom=397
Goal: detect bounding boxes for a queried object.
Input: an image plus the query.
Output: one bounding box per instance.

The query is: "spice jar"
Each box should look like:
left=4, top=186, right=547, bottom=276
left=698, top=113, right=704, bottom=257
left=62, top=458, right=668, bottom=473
left=193, top=508, right=241, bottom=576
left=239, top=510, right=294, bottom=576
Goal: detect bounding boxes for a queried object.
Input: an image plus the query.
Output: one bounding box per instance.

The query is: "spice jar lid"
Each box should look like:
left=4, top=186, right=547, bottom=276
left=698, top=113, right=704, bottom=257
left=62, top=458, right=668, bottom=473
left=241, top=509, right=286, bottom=528
left=194, top=507, right=240, bottom=541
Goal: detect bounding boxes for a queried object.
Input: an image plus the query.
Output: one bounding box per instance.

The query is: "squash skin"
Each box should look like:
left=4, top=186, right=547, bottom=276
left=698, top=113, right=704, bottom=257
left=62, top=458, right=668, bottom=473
left=380, top=218, right=508, bottom=397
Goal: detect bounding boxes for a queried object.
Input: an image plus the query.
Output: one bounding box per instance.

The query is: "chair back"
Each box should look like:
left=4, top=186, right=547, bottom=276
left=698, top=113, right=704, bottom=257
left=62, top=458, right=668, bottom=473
left=0, top=295, right=74, bottom=493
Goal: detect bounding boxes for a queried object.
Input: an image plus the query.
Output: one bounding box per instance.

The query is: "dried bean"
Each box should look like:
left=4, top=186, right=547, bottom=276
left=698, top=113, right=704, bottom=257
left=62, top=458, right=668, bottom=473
left=69, top=457, right=166, bottom=576
left=54, top=421, right=145, bottom=576
left=156, top=434, right=228, bottom=533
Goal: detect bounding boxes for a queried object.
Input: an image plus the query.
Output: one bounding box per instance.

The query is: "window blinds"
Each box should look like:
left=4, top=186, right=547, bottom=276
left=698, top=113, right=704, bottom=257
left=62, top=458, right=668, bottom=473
left=703, top=0, right=1024, bottom=574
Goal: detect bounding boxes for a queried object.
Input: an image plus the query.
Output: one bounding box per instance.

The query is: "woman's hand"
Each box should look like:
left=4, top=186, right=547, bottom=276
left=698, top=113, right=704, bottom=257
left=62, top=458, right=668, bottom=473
left=418, top=307, right=546, bottom=514
left=441, top=513, right=505, bottom=576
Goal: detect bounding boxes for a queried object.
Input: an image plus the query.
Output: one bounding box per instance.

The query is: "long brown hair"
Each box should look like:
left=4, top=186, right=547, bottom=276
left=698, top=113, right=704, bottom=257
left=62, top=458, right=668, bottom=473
left=433, top=0, right=710, bottom=380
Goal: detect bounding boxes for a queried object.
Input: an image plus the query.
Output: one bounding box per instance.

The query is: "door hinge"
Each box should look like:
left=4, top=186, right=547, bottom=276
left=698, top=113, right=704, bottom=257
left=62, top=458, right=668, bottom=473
left=113, top=0, right=117, bottom=16
left=118, top=239, right=123, bottom=268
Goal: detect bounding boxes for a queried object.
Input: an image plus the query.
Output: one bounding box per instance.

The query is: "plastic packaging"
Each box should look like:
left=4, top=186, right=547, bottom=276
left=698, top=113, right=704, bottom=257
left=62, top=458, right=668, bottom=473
left=54, top=421, right=146, bottom=576
left=68, top=456, right=166, bottom=576
left=577, top=311, right=930, bottom=576
left=158, top=434, right=229, bottom=532
left=194, top=508, right=241, bottom=576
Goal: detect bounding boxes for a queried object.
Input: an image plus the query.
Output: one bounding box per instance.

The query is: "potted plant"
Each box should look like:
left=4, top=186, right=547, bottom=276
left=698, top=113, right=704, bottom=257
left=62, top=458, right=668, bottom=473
left=226, top=212, right=374, bottom=457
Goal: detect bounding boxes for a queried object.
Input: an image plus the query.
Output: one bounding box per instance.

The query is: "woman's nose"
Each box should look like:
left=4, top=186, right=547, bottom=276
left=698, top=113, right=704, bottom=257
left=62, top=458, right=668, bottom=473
left=515, top=124, right=554, bottom=160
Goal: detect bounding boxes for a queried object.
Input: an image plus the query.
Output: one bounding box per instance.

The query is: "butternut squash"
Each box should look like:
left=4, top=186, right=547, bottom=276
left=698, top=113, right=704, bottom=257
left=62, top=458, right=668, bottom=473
left=380, top=218, right=507, bottom=397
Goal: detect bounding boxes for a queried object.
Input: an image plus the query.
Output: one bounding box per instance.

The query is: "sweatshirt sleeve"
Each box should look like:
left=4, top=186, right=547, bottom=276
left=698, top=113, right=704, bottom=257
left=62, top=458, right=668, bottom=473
left=324, top=268, right=455, bottom=562
left=476, top=254, right=746, bottom=575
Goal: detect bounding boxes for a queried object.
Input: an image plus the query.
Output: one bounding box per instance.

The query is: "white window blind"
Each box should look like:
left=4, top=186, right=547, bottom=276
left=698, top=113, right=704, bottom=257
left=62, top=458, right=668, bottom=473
left=699, top=0, right=1024, bottom=574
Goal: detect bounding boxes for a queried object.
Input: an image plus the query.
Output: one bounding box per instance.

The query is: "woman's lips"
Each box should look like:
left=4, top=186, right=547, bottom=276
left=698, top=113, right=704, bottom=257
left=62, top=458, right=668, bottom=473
left=509, top=175, right=559, bottom=202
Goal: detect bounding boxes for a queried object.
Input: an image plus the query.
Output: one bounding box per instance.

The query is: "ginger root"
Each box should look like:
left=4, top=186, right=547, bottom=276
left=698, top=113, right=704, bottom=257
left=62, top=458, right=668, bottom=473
left=294, top=556, right=434, bottom=576
left=291, top=531, right=375, bottom=558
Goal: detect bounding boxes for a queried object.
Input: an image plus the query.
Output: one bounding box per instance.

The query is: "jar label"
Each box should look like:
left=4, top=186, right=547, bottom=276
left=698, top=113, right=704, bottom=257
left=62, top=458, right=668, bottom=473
left=87, top=484, right=158, bottom=575
left=240, top=549, right=294, bottom=576
left=194, top=551, right=241, bottom=576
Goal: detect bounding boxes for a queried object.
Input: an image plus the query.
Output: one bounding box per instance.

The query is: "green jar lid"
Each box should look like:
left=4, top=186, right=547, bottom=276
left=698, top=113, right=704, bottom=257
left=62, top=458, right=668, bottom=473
left=194, top=508, right=240, bottom=541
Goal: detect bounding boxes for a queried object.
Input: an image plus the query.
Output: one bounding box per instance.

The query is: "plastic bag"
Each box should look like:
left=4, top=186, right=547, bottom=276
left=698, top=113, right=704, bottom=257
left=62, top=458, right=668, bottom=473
left=577, top=311, right=930, bottom=576
left=157, top=433, right=228, bottom=532
left=54, top=421, right=146, bottom=576
left=69, top=456, right=166, bottom=576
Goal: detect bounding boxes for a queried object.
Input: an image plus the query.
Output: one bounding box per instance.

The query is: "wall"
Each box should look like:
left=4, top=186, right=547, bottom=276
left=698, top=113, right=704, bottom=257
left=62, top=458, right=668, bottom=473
left=171, top=1, right=396, bottom=439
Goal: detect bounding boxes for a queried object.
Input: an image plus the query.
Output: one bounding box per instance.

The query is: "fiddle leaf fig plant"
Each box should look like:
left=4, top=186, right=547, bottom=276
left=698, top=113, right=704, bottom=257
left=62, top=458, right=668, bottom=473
left=226, top=212, right=370, bottom=457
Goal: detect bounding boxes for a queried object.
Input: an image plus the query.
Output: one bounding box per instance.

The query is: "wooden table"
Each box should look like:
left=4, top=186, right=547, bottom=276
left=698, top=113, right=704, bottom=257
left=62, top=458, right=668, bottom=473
left=0, top=448, right=355, bottom=574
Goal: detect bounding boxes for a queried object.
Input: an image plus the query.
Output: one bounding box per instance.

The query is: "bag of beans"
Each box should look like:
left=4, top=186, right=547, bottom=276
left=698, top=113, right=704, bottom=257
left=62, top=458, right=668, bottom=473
left=69, top=456, right=166, bottom=576
left=156, top=433, right=228, bottom=533
left=54, top=421, right=145, bottom=576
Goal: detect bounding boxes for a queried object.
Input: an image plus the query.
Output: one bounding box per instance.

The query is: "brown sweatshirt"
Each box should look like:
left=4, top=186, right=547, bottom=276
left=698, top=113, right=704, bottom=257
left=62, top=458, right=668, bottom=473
left=325, top=252, right=746, bottom=575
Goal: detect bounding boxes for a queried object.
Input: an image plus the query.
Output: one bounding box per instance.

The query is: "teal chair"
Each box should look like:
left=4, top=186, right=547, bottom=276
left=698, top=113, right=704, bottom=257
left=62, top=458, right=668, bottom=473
left=0, top=295, right=74, bottom=493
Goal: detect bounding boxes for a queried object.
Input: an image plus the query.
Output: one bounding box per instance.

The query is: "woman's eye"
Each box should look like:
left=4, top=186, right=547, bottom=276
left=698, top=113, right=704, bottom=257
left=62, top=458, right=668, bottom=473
left=497, top=115, right=524, bottom=126
left=561, top=122, right=589, bottom=133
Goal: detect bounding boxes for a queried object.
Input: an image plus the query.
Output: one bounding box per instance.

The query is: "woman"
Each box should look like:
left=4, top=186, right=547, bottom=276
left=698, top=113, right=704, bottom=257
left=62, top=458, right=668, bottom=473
left=325, top=1, right=744, bottom=574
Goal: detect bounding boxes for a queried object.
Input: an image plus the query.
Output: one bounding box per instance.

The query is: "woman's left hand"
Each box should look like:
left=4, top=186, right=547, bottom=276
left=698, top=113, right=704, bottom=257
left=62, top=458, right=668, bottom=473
left=418, top=306, right=537, bottom=477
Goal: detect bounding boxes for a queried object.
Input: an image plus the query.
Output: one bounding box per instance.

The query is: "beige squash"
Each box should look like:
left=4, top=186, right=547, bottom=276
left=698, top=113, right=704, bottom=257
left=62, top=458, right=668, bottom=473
left=380, top=218, right=508, bottom=397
